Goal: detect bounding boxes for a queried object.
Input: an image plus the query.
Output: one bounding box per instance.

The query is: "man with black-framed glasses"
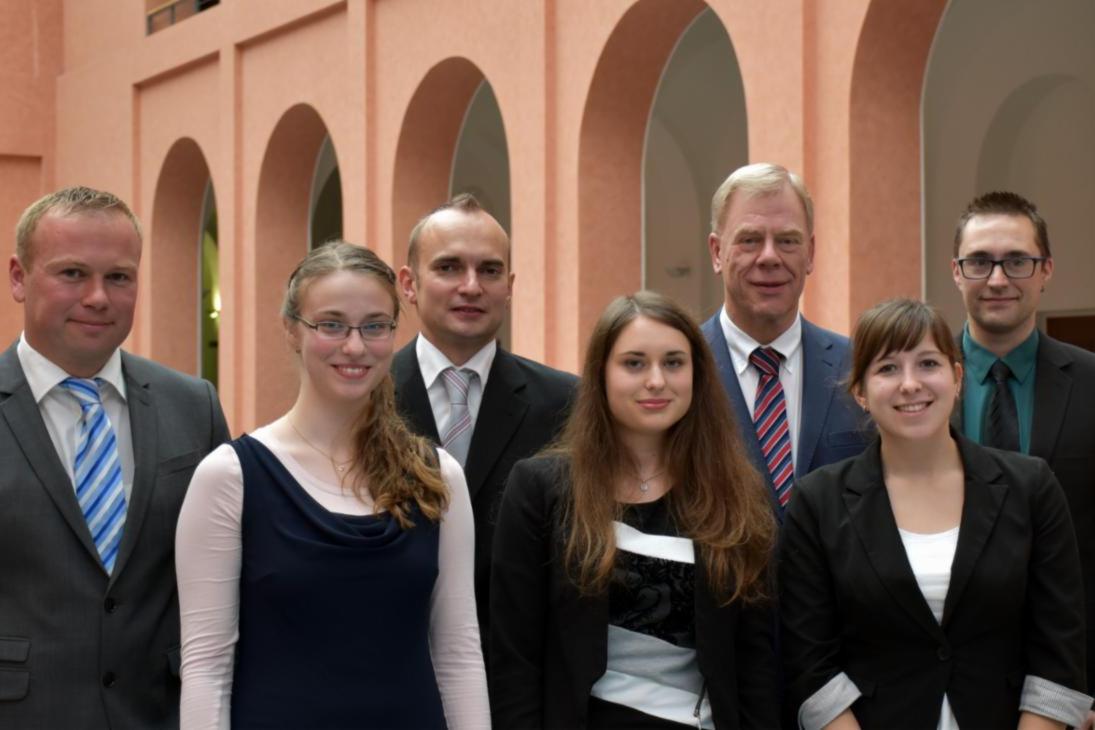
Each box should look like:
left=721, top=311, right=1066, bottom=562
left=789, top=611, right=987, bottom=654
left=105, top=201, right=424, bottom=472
left=952, top=191, right=1095, bottom=722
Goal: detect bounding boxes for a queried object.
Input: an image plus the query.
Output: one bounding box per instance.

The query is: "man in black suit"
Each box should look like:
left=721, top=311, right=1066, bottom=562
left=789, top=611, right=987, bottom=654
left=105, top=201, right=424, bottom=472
left=952, top=191, right=1095, bottom=721
left=1, top=187, right=229, bottom=728
left=393, top=194, right=576, bottom=640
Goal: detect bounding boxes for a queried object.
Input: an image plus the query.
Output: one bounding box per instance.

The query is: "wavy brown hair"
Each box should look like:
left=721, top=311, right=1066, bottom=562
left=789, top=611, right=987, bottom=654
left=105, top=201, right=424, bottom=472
left=556, top=291, right=775, bottom=604
left=283, top=241, right=448, bottom=527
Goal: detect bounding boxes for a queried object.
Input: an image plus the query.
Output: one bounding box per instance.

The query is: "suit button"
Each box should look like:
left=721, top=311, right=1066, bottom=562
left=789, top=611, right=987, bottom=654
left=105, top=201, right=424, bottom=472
left=937, top=646, right=951, bottom=661
left=102, top=672, right=116, bottom=688
left=104, top=597, right=117, bottom=613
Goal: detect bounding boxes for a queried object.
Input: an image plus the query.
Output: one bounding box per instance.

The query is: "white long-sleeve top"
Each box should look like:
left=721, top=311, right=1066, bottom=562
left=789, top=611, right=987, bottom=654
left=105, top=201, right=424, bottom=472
left=175, top=423, right=490, bottom=729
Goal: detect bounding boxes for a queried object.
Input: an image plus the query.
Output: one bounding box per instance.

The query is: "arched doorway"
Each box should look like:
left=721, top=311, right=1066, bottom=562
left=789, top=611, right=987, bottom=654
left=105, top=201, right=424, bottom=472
left=148, top=137, right=214, bottom=377
left=642, top=6, right=746, bottom=322
left=254, top=104, right=341, bottom=423
left=576, top=0, right=709, bottom=346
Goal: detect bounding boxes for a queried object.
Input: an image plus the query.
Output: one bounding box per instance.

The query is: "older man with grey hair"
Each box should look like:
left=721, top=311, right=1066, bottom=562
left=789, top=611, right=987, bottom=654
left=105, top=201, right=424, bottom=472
left=701, top=163, right=869, bottom=519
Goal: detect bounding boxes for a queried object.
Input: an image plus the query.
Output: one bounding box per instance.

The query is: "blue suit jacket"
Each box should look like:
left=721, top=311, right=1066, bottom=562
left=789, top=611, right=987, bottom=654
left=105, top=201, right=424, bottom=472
left=701, top=313, right=870, bottom=520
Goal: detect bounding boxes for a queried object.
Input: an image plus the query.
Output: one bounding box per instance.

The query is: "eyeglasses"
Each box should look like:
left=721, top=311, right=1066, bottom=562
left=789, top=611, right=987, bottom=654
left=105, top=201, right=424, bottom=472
left=293, top=316, right=396, bottom=341
left=955, top=256, right=1047, bottom=280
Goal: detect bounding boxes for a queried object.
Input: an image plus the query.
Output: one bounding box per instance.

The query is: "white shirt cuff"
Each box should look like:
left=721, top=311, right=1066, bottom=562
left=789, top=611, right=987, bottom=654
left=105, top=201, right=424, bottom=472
left=799, top=672, right=861, bottom=730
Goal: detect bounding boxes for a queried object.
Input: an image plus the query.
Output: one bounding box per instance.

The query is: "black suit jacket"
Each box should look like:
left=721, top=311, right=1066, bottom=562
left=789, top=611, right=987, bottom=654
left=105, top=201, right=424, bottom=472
left=779, top=434, right=1086, bottom=729
left=0, top=344, right=229, bottom=729
left=391, top=338, right=577, bottom=636
left=957, top=333, right=1095, bottom=694
left=491, top=455, right=779, bottom=730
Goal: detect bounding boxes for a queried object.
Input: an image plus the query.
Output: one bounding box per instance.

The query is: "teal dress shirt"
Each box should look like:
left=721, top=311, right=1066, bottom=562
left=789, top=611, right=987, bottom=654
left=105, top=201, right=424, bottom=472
left=961, top=326, right=1038, bottom=453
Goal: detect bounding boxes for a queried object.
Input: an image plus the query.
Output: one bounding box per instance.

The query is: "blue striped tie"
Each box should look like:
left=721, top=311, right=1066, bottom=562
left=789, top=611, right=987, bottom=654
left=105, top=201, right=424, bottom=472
left=60, top=377, right=127, bottom=573
left=750, top=347, right=793, bottom=509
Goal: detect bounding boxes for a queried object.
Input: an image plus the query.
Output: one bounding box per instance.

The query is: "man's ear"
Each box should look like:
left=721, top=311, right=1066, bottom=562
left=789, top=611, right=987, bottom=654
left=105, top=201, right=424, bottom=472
left=397, top=265, right=418, bottom=306
left=708, top=233, right=723, bottom=274
left=10, top=255, right=27, bottom=304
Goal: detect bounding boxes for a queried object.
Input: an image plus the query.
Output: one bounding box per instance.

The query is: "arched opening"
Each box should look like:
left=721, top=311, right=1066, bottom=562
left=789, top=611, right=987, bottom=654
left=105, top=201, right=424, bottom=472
left=577, top=0, right=708, bottom=346
left=254, top=103, right=338, bottom=423
left=199, top=182, right=219, bottom=388
left=309, top=135, right=343, bottom=248
left=642, top=6, right=746, bottom=322
left=847, top=0, right=946, bottom=319
left=450, top=79, right=512, bottom=346
left=148, top=137, right=214, bottom=377
left=923, top=0, right=1095, bottom=330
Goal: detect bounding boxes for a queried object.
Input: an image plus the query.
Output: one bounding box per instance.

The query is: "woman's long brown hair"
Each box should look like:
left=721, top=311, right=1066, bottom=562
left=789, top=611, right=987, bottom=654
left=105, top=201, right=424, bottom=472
left=556, top=291, right=775, bottom=604
left=283, top=241, right=448, bottom=527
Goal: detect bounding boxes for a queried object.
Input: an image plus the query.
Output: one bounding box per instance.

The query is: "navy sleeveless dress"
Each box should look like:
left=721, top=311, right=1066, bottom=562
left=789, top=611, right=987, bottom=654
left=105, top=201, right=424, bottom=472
left=229, top=435, right=447, bottom=729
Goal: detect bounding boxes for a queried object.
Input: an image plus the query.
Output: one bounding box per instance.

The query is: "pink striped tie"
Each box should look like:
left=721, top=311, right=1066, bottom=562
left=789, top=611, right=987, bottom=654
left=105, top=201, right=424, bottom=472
left=440, top=367, right=475, bottom=467
left=750, top=347, right=793, bottom=508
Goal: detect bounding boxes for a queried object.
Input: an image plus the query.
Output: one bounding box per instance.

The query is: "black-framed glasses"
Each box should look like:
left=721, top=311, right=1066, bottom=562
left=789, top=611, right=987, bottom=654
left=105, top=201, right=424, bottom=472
left=955, top=256, right=1047, bottom=280
left=293, top=316, right=396, bottom=341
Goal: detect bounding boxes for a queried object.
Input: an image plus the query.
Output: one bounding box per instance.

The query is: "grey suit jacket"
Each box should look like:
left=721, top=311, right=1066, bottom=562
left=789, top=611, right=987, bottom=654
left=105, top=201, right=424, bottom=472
left=391, top=338, right=577, bottom=638
left=0, top=343, right=229, bottom=729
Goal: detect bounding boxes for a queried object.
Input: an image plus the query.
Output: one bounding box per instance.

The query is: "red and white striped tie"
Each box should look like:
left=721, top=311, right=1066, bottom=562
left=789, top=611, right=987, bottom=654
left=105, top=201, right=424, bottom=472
left=750, top=347, right=793, bottom=508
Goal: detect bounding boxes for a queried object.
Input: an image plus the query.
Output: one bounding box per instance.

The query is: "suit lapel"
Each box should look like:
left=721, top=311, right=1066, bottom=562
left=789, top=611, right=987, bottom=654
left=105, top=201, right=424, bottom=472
left=701, top=315, right=780, bottom=517
left=0, top=346, right=102, bottom=566
left=843, top=443, right=946, bottom=641
left=110, top=354, right=158, bottom=582
left=464, top=350, right=528, bottom=500
left=1029, top=336, right=1072, bottom=460
left=942, top=435, right=1007, bottom=626
left=796, top=319, right=838, bottom=477
left=392, top=340, right=441, bottom=443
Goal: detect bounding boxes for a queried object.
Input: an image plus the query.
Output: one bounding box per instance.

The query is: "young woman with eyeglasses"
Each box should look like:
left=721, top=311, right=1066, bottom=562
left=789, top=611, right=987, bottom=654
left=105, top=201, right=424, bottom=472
left=779, top=298, right=1089, bottom=730
left=490, top=291, right=778, bottom=729
left=176, top=241, right=489, bottom=729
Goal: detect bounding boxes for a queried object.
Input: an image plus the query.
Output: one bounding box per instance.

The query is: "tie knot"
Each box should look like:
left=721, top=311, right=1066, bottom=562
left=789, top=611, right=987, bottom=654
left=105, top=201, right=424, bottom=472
left=60, top=377, right=104, bottom=410
left=749, top=347, right=783, bottom=376
left=441, top=367, right=474, bottom=406
left=989, top=359, right=1013, bottom=385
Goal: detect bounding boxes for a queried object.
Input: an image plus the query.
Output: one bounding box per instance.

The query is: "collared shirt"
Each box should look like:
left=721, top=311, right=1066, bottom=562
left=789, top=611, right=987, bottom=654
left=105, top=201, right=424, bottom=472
left=719, top=308, right=804, bottom=471
left=16, top=333, right=135, bottom=499
left=961, top=325, right=1038, bottom=454
left=416, top=335, right=497, bottom=436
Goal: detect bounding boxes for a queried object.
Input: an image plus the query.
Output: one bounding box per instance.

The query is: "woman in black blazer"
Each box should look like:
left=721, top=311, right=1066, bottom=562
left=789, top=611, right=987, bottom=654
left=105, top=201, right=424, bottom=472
left=491, top=291, right=779, bottom=729
left=779, top=298, right=1089, bottom=730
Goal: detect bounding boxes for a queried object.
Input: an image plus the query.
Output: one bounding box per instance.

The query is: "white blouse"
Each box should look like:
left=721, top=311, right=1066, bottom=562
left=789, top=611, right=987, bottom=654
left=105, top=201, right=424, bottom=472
left=898, top=526, right=961, bottom=730
left=175, top=424, right=490, bottom=729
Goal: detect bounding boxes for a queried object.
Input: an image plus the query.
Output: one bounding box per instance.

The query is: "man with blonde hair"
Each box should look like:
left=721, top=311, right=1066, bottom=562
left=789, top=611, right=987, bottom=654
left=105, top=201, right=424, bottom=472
left=1, top=186, right=228, bottom=728
left=701, top=163, right=868, bottom=518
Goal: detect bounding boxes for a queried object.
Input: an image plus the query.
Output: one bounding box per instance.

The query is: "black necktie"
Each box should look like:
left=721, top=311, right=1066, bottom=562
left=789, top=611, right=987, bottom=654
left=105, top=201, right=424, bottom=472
left=984, top=360, right=1020, bottom=451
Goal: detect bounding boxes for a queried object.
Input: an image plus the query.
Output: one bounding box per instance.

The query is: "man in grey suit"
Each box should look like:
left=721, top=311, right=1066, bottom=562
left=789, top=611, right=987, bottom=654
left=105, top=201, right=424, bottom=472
left=951, top=191, right=1095, bottom=726
left=1, top=187, right=229, bottom=728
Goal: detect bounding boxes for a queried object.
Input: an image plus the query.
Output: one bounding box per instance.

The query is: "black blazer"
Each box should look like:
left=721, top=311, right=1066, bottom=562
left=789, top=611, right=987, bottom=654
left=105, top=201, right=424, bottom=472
left=779, top=434, right=1086, bottom=729
left=391, top=339, right=577, bottom=636
left=0, top=345, right=229, bottom=729
left=957, top=333, right=1095, bottom=693
left=491, top=455, right=779, bottom=729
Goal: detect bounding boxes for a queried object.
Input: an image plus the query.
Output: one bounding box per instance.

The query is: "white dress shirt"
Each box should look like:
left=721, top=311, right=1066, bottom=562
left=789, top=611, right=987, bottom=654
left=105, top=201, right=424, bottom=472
left=16, top=333, right=135, bottom=500
left=416, top=335, right=497, bottom=436
left=718, top=308, right=803, bottom=472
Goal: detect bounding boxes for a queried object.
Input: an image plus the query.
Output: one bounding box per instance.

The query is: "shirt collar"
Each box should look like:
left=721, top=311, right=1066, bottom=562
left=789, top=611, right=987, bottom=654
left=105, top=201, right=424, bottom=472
left=719, top=308, right=802, bottom=376
left=415, top=335, right=497, bottom=389
left=16, top=332, right=127, bottom=404
left=962, top=325, right=1039, bottom=385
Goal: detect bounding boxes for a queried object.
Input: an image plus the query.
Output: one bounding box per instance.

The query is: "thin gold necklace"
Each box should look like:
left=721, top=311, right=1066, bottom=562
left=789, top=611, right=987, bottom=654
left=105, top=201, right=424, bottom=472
left=288, top=419, right=353, bottom=475
left=635, top=468, right=665, bottom=493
